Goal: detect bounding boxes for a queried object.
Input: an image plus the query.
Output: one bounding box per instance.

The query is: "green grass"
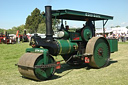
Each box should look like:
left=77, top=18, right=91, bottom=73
left=118, top=41, right=128, bottom=44
left=0, top=42, right=128, bottom=85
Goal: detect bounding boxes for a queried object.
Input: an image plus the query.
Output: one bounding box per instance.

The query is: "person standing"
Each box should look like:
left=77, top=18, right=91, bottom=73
left=85, top=18, right=95, bottom=37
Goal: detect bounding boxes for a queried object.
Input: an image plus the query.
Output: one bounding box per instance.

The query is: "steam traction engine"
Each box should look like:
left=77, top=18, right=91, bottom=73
left=0, top=32, right=16, bottom=44
left=17, top=6, right=118, bottom=80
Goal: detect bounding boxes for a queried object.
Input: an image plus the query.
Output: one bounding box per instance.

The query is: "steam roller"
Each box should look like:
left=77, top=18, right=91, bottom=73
left=16, top=6, right=118, bottom=80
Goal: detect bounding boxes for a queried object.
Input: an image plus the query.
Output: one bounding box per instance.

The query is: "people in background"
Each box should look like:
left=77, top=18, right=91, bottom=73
left=100, top=32, right=127, bottom=42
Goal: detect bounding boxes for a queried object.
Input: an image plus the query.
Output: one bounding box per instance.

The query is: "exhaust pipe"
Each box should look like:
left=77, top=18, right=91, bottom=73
left=45, top=6, right=53, bottom=41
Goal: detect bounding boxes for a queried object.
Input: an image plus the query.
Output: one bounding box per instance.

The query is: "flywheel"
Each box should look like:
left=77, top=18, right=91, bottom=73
left=85, top=37, right=110, bottom=68
left=18, top=53, right=56, bottom=80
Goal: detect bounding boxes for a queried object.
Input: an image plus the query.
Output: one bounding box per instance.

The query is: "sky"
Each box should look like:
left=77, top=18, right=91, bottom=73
left=0, top=0, right=128, bottom=29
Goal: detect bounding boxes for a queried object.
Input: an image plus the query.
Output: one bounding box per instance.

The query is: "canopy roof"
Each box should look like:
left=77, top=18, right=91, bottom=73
left=51, top=9, right=113, bottom=21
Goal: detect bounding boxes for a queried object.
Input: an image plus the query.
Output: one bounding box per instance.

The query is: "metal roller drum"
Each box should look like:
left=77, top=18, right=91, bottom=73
left=18, top=53, right=55, bottom=80
left=86, top=37, right=110, bottom=68
left=18, top=53, right=42, bottom=80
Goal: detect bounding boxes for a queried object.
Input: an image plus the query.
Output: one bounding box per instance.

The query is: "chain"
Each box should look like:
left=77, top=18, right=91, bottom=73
left=34, top=55, right=73, bottom=69
left=35, top=63, right=58, bottom=68
left=16, top=55, right=73, bottom=69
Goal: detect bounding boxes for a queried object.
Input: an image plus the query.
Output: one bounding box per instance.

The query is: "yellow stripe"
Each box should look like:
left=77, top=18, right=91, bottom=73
left=67, top=40, right=71, bottom=53
left=57, top=40, right=62, bottom=54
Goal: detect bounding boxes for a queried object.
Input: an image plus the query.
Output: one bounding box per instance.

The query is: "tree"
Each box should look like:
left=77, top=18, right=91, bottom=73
left=0, top=28, right=5, bottom=33
left=16, top=25, right=25, bottom=34
left=37, top=23, right=46, bottom=34
left=5, top=25, right=25, bottom=34
left=126, top=26, right=128, bottom=29
left=25, top=8, right=60, bottom=34
left=25, top=8, right=44, bottom=33
left=115, top=25, right=120, bottom=28
left=111, top=26, right=115, bottom=28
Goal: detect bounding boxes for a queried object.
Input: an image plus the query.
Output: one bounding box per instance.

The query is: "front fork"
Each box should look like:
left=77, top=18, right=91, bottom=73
left=26, top=48, right=60, bottom=69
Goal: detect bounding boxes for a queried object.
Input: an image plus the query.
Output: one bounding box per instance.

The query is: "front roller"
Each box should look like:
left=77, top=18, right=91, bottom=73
left=17, top=52, right=56, bottom=80
left=85, top=37, right=110, bottom=68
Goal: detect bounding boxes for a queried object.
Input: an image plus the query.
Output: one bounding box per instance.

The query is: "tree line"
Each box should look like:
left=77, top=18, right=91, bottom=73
left=0, top=25, right=25, bottom=35
left=0, top=8, right=60, bottom=35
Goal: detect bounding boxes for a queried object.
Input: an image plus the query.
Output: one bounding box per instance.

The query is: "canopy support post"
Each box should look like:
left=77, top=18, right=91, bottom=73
left=93, top=21, right=96, bottom=36
left=103, top=19, right=108, bottom=37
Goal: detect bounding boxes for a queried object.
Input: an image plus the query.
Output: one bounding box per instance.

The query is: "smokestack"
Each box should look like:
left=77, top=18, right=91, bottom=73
left=45, top=6, right=53, bottom=41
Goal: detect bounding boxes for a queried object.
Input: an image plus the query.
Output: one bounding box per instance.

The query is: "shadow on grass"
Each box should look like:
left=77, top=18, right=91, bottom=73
left=21, top=64, right=87, bottom=81
left=21, top=75, right=61, bottom=82
left=83, top=59, right=118, bottom=70
left=56, top=63, right=86, bottom=74
left=108, top=59, right=118, bottom=66
left=51, top=63, right=88, bottom=79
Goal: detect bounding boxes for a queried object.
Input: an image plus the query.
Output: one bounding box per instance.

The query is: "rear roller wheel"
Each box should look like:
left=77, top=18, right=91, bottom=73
left=86, top=37, right=110, bottom=68
left=18, top=53, right=55, bottom=80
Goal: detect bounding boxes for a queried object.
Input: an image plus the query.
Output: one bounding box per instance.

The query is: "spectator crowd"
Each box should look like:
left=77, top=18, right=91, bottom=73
left=96, top=33, right=128, bottom=42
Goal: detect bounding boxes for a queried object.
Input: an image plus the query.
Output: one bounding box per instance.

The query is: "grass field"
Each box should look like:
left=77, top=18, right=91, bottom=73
left=0, top=42, right=128, bottom=85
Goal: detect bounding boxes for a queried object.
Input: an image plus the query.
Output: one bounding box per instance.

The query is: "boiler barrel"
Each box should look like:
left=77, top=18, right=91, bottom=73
left=56, top=40, right=78, bottom=55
